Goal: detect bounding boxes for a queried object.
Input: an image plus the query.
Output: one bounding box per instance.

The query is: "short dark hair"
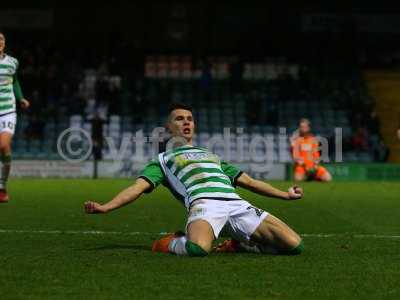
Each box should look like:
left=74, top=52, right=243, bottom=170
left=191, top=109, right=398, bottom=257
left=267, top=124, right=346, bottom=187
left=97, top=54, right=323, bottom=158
left=168, top=103, right=193, bottom=114
left=299, top=118, right=311, bottom=126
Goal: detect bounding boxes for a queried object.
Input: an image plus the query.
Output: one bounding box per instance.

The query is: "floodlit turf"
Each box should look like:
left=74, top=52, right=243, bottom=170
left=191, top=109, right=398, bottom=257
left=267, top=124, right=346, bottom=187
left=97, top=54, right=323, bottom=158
left=1, top=179, right=399, bottom=299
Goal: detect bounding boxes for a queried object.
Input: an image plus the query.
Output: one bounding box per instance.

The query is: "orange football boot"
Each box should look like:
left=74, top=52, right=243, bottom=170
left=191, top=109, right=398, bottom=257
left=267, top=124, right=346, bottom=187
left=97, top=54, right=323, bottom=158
left=214, top=239, right=241, bottom=253
left=152, top=231, right=185, bottom=253
left=0, top=189, right=9, bottom=203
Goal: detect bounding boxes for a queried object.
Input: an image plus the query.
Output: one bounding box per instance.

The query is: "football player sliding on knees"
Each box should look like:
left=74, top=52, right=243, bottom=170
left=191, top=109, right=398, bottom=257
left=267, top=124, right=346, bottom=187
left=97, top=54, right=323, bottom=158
left=85, top=103, right=304, bottom=257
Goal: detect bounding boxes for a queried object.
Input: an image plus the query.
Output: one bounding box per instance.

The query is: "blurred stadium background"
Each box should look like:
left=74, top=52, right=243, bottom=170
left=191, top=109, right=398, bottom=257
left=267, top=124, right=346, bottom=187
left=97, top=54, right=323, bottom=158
left=2, top=2, right=400, bottom=179
left=2, top=3, right=400, bottom=300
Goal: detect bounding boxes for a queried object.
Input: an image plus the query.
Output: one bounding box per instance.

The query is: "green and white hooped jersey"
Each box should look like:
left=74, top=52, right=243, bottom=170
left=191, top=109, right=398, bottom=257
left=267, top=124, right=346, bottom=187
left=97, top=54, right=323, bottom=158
left=0, top=54, right=18, bottom=115
left=138, top=145, right=243, bottom=209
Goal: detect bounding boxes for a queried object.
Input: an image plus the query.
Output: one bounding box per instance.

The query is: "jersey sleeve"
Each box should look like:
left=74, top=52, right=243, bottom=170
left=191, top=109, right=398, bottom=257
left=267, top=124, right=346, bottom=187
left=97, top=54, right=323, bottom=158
left=220, top=161, right=243, bottom=187
left=13, top=74, right=24, bottom=101
left=291, top=137, right=301, bottom=160
left=137, top=159, right=165, bottom=193
left=312, top=138, right=321, bottom=160
left=12, top=59, right=23, bottom=101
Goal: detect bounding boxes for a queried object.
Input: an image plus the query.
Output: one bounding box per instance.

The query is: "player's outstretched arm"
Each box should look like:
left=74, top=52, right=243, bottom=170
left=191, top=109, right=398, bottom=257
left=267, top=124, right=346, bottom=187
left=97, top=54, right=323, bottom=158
left=85, top=178, right=151, bottom=214
left=236, top=172, right=303, bottom=200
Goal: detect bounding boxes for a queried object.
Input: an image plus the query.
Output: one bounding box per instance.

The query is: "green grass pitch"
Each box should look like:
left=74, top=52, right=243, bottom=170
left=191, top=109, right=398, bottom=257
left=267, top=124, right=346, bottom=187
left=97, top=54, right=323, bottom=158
left=1, top=179, right=399, bottom=299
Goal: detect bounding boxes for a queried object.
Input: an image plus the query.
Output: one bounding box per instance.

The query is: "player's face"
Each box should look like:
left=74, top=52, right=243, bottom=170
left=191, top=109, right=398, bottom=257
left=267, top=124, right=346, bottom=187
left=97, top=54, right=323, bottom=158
left=299, top=122, right=310, bottom=135
left=168, top=109, right=195, bottom=142
left=0, top=33, right=5, bottom=53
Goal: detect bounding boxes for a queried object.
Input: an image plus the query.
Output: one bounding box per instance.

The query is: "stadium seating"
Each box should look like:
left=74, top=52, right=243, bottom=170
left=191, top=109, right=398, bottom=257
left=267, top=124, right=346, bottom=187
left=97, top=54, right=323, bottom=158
left=12, top=57, right=380, bottom=163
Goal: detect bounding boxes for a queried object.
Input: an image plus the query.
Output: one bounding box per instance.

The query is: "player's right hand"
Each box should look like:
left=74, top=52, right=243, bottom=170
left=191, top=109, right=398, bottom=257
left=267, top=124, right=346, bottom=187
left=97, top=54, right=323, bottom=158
left=85, top=201, right=107, bottom=214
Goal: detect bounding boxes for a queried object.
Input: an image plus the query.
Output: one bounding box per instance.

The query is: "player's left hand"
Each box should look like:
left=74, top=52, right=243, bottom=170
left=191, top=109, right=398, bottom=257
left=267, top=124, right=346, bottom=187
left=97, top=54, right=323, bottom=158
left=20, top=99, right=30, bottom=110
left=287, top=186, right=303, bottom=200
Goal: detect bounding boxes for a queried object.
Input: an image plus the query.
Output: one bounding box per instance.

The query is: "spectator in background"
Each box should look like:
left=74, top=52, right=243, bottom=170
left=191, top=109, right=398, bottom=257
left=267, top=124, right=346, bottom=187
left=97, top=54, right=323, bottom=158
left=351, top=127, right=369, bottom=151
left=24, top=114, right=45, bottom=141
left=69, top=93, right=86, bottom=115
left=230, top=56, right=243, bottom=93
left=93, top=75, right=111, bottom=118
left=367, top=110, right=381, bottom=135
left=28, top=90, right=41, bottom=115
left=131, top=79, right=145, bottom=122
left=373, top=140, right=390, bottom=162
left=90, top=113, right=106, bottom=179
left=159, top=81, right=172, bottom=105
left=95, top=76, right=111, bottom=109
left=199, top=59, right=212, bottom=101
left=264, top=92, right=278, bottom=126
left=276, top=71, right=297, bottom=101
left=246, top=90, right=262, bottom=125
left=90, top=113, right=106, bottom=161
left=108, top=80, right=122, bottom=115
left=350, top=112, right=364, bottom=130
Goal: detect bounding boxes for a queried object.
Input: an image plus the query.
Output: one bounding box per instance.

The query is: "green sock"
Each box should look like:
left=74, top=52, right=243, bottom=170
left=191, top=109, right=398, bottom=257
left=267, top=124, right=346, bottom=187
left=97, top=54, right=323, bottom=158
left=0, top=153, right=11, bottom=189
left=284, top=240, right=304, bottom=255
left=1, top=154, right=11, bottom=164
left=185, top=240, right=208, bottom=257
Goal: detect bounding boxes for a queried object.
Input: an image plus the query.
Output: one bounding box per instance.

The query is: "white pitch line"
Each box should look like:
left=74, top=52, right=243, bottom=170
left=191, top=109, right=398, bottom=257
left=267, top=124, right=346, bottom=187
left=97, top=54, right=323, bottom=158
left=0, top=229, right=164, bottom=235
left=0, top=229, right=399, bottom=239
left=302, top=233, right=400, bottom=239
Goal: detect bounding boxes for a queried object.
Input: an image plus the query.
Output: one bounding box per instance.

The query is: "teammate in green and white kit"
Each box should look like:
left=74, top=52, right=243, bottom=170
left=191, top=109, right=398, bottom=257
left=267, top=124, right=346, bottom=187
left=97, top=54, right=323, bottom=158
left=0, top=31, right=30, bottom=202
left=85, top=104, right=304, bottom=256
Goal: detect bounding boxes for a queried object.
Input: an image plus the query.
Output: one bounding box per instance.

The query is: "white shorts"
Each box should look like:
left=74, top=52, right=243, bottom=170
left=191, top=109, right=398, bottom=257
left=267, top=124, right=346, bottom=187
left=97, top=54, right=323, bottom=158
left=0, top=113, right=17, bottom=135
left=187, top=199, right=268, bottom=242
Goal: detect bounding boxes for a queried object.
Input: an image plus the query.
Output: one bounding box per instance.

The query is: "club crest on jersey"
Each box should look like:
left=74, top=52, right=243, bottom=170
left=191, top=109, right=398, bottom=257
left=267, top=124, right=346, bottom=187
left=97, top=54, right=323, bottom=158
left=301, top=143, right=312, bottom=151
left=183, top=152, right=208, bottom=160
